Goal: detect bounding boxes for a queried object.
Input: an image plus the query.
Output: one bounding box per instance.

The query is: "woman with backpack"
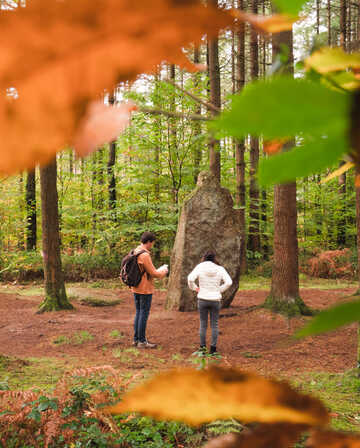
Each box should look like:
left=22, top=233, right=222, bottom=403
left=187, top=251, right=232, bottom=355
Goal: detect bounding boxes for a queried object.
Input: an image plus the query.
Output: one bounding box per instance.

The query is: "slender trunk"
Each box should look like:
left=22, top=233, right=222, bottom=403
left=193, top=47, right=202, bottom=184
left=316, top=0, right=320, bottom=35
left=340, top=0, right=347, bottom=47
left=208, top=0, right=221, bottom=181
left=235, top=0, right=247, bottom=274
left=25, top=169, right=37, bottom=250
left=248, top=0, right=261, bottom=261
left=38, top=158, right=72, bottom=313
left=107, top=94, right=117, bottom=216
left=328, top=0, right=332, bottom=46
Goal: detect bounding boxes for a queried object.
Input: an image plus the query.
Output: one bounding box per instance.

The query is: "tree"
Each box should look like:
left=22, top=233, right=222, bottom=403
left=208, top=0, right=221, bottom=181
left=25, top=169, right=37, bottom=251
left=248, top=0, right=261, bottom=261
left=235, top=0, right=247, bottom=274
left=38, top=157, right=72, bottom=313
left=264, top=26, right=310, bottom=316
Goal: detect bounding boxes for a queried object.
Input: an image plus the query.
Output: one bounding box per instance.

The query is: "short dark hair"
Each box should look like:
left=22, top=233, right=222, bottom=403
left=141, top=231, right=156, bottom=244
left=202, top=251, right=217, bottom=263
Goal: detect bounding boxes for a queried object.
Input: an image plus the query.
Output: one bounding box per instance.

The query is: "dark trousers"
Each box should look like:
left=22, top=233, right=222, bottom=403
left=133, top=293, right=152, bottom=343
left=198, top=299, right=220, bottom=347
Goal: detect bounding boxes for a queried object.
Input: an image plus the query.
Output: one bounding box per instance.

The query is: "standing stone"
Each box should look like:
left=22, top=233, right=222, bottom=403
left=165, top=171, right=242, bottom=311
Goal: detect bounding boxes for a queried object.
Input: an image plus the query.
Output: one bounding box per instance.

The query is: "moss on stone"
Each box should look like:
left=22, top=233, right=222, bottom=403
left=263, top=295, right=314, bottom=317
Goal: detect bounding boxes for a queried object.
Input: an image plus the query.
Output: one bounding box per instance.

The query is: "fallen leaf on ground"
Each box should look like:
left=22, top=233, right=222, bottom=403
left=106, top=367, right=329, bottom=426
left=0, top=0, right=234, bottom=174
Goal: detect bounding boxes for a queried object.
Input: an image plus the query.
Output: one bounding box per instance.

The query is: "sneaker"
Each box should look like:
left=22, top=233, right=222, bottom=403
left=138, top=341, right=157, bottom=349
left=210, top=345, right=217, bottom=355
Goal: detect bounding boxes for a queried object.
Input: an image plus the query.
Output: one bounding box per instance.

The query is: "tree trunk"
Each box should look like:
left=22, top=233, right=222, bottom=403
left=235, top=0, right=247, bottom=274
left=264, top=28, right=310, bottom=316
left=340, top=0, right=347, bottom=48
left=193, top=46, right=202, bottom=185
left=38, top=158, right=72, bottom=313
left=248, top=0, right=261, bottom=261
left=327, top=0, right=332, bottom=46
left=107, top=93, right=117, bottom=216
left=25, top=169, right=37, bottom=250
left=208, top=0, right=221, bottom=181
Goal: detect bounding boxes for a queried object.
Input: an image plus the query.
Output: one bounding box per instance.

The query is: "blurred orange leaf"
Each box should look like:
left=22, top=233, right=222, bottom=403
left=0, top=0, right=234, bottom=174
left=305, top=47, right=360, bottom=74
left=264, top=138, right=289, bottom=155
left=106, top=367, right=329, bottom=426
left=74, top=101, right=137, bottom=157
left=232, top=10, right=300, bottom=33
left=204, top=423, right=305, bottom=448
left=307, top=430, right=360, bottom=448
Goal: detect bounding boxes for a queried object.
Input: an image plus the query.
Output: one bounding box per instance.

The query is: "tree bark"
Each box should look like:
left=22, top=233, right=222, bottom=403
left=25, top=169, right=37, bottom=250
left=208, top=0, right=221, bottom=181
left=248, top=0, right=261, bottom=261
left=108, top=93, right=117, bottom=216
left=235, top=0, right=247, bottom=274
left=264, top=28, right=310, bottom=316
left=327, top=0, right=332, bottom=46
left=38, top=158, right=72, bottom=313
left=193, top=46, right=202, bottom=185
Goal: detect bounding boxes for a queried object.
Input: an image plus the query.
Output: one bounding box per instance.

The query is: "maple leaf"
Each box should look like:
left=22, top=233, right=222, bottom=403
left=0, top=0, right=234, bottom=174
left=73, top=101, right=137, bottom=157
left=232, top=10, right=300, bottom=33
left=105, top=367, right=329, bottom=426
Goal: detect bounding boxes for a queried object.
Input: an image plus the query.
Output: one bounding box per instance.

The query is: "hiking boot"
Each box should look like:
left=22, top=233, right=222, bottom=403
left=138, top=340, right=157, bottom=349
left=210, top=345, right=217, bottom=355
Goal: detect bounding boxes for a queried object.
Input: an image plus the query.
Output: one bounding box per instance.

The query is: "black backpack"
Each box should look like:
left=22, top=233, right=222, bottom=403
left=120, top=250, right=147, bottom=287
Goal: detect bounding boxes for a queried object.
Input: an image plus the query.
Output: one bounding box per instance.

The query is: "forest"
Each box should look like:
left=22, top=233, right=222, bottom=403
left=1, top=0, right=360, bottom=447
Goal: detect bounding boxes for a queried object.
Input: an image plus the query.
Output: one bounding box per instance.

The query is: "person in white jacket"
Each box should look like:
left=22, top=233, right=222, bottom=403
left=187, top=251, right=232, bottom=354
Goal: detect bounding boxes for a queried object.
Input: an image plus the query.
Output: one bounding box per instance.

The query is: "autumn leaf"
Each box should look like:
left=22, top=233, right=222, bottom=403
left=263, top=138, right=290, bottom=155
left=307, top=430, right=360, bottom=448
left=232, top=10, right=300, bottom=33
left=204, top=423, right=306, bottom=448
left=0, top=0, right=235, bottom=174
left=106, top=367, right=329, bottom=426
left=305, top=47, right=360, bottom=74
left=73, top=101, right=137, bottom=157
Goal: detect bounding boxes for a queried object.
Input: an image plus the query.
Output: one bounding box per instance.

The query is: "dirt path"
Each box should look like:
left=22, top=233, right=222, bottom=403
left=0, top=285, right=357, bottom=376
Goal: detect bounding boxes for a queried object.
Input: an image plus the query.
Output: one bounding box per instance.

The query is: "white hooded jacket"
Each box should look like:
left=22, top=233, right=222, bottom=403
left=187, top=261, right=232, bottom=301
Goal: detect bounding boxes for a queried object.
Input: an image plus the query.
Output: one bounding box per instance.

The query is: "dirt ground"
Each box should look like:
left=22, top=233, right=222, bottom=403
left=0, top=285, right=357, bottom=377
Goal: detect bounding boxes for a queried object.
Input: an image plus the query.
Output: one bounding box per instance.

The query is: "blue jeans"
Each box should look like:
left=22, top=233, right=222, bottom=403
left=133, top=294, right=152, bottom=343
left=198, top=299, right=221, bottom=347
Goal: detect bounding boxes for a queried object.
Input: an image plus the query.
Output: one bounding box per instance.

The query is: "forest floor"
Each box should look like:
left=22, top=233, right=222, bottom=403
left=1, top=276, right=360, bottom=431
left=0, top=277, right=357, bottom=377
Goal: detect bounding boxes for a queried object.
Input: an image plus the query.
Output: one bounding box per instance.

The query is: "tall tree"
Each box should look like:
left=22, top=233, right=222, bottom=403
left=108, top=93, right=117, bottom=216
left=208, top=0, right=221, bottom=181
left=264, top=22, right=310, bottom=315
left=193, top=47, right=202, bottom=185
left=248, top=0, right=261, bottom=261
left=38, top=158, right=72, bottom=313
left=25, top=169, right=37, bottom=250
left=235, top=0, right=247, bottom=274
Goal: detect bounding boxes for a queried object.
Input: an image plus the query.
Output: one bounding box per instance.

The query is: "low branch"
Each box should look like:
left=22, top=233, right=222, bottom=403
left=139, top=106, right=210, bottom=121
left=165, top=78, right=221, bottom=114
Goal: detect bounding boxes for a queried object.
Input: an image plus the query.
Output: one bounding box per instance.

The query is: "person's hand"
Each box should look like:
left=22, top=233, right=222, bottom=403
left=196, top=287, right=200, bottom=293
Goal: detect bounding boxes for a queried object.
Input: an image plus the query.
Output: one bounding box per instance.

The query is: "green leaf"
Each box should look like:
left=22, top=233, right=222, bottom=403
left=295, top=299, right=360, bottom=338
left=272, top=0, right=308, bottom=15
left=213, top=77, right=350, bottom=140
left=258, top=134, right=348, bottom=186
